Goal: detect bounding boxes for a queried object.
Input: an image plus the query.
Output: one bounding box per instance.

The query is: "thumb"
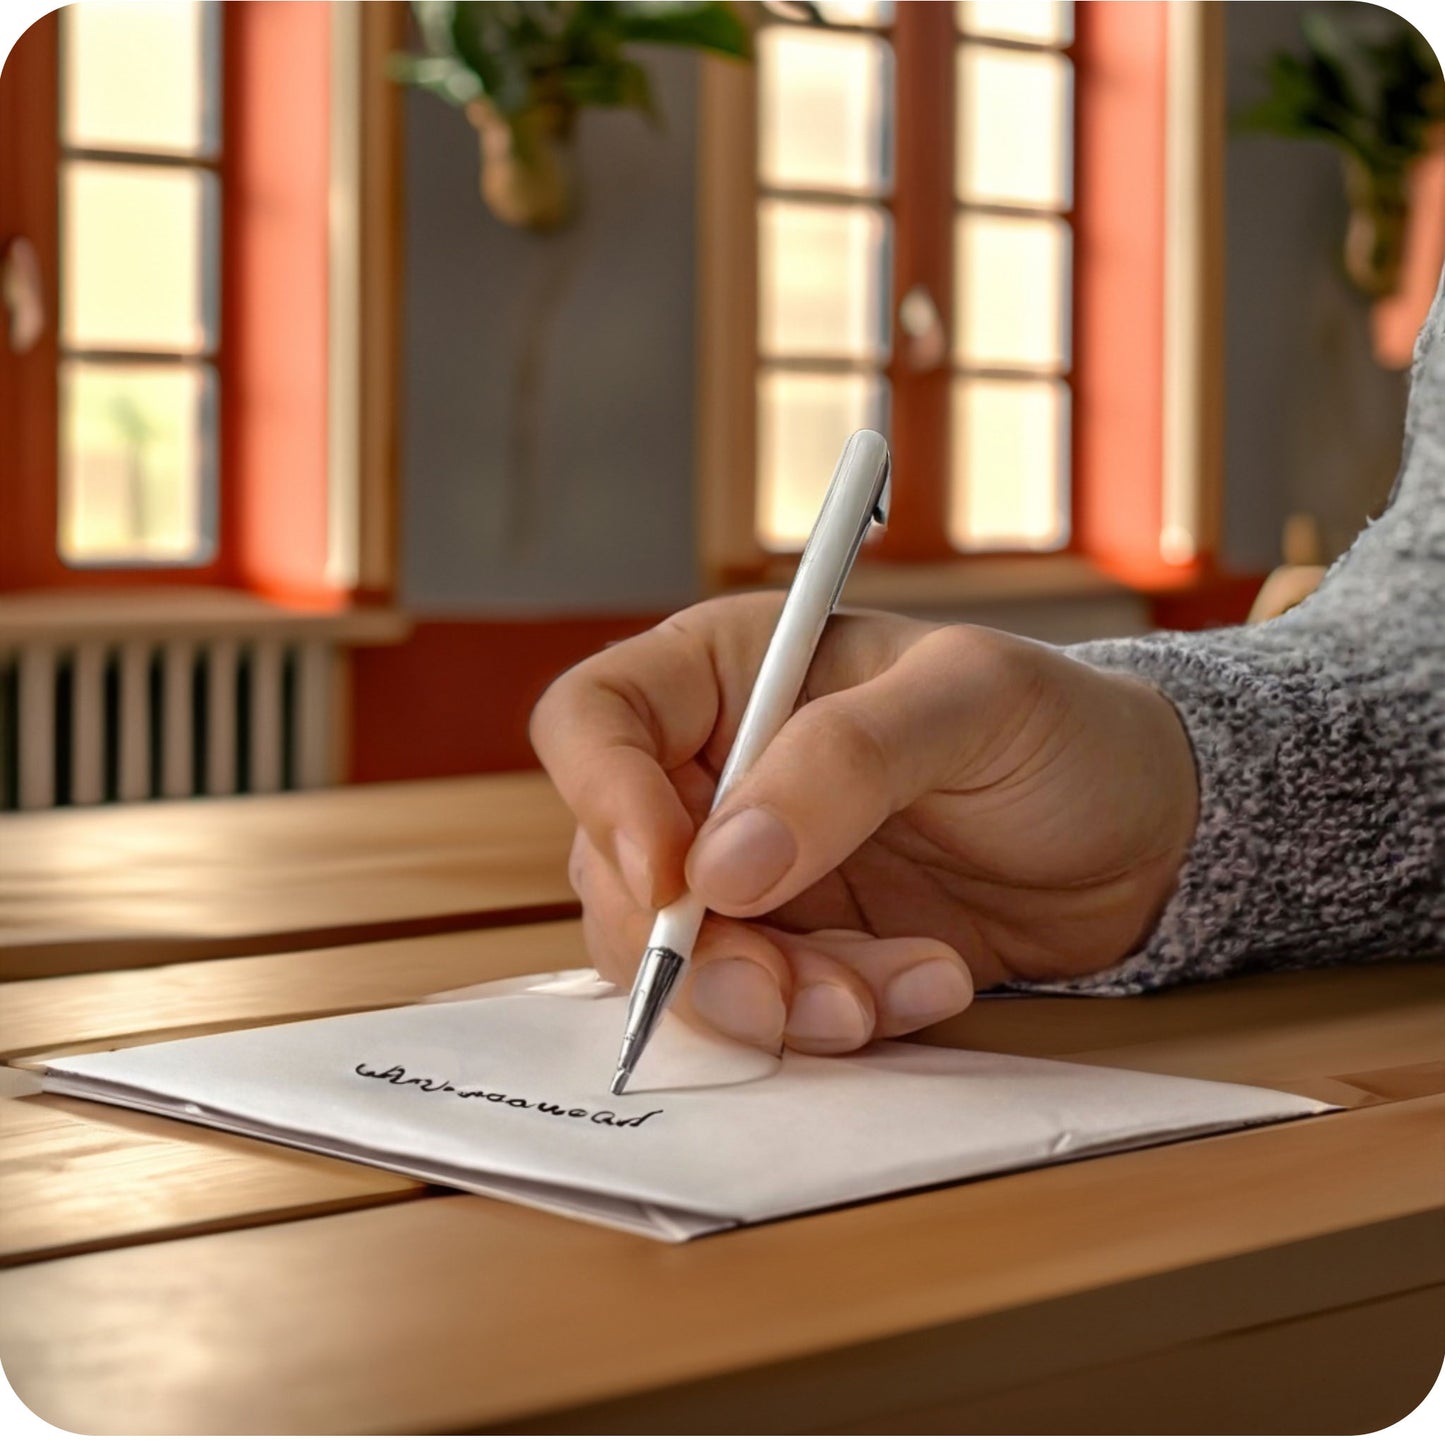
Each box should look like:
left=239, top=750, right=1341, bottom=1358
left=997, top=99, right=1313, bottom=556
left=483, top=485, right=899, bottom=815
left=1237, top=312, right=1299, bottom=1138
left=685, top=627, right=1005, bottom=917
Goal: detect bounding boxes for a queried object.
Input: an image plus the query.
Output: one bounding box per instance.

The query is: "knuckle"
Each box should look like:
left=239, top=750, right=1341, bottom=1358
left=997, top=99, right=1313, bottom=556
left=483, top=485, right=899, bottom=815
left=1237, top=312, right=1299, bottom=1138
left=938, top=622, right=1047, bottom=698
left=799, top=700, right=890, bottom=781
left=527, top=669, right=576, bottom=759
left=935, top=621, right=1007, bottom=670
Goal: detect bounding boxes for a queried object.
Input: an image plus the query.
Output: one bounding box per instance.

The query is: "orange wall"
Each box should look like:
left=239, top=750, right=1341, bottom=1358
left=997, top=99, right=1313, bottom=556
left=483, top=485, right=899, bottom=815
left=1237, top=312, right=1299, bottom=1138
left=343, top=578, right=1265, bottom=784
left=347, top=615, right=664, bottom=781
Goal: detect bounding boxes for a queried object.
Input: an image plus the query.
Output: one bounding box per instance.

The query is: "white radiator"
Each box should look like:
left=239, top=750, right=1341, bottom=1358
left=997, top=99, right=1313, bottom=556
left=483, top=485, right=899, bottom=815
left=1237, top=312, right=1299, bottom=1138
left=0, top=636, right=339, bottom=811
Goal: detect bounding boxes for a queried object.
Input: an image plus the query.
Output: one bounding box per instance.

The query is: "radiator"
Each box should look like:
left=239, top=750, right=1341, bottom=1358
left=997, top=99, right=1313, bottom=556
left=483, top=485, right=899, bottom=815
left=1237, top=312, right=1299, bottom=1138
left=0, top=637, right=339, bottom=811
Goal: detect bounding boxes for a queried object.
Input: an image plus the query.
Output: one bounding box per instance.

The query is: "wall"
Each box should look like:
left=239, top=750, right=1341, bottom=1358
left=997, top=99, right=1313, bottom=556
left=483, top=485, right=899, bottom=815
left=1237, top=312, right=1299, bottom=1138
left=1220, top=1, right=1413, bottom=571
left=400, top=52, right=702, bottom=615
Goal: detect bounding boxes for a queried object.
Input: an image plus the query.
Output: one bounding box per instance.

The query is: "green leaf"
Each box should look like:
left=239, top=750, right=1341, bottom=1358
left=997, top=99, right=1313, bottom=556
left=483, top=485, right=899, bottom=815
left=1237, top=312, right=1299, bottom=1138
left=1299, top=10, right=1364, bottom=114
left=613, top=2, right=752, bottom=60
left=449, top=1, right=537, bottom=114
left=560, top=57, right=658, bottom=117
left=412, top=1, right=460, bottom=58
left=1234, top=7, right=1444, bottom=174
left=387, top=52, right=484, bottom=106
left=400, top=0, right=754, bottom=127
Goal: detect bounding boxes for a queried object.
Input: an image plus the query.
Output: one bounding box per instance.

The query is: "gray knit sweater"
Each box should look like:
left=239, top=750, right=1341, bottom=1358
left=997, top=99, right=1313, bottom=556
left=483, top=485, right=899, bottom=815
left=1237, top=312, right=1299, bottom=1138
left=1046, top=280, right=1445, bottom=996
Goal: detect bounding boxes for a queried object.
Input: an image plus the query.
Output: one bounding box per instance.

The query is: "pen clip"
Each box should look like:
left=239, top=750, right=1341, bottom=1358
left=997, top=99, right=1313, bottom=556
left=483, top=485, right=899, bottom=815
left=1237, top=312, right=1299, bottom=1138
left=872, top=467, right=891, bottom=527
left=828, top=456, right=890, bottom=613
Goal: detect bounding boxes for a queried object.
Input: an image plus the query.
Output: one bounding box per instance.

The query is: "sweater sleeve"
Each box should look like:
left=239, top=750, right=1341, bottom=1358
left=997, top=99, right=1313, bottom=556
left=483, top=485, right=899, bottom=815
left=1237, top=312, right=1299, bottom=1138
left=1033, top=280, right=1445, bottom=997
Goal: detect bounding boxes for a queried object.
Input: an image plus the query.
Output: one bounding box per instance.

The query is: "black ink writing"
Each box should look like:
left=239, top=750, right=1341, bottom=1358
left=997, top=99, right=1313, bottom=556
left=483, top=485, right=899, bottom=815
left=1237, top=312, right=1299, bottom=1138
left=353, top=1063, right=663, bottom=1129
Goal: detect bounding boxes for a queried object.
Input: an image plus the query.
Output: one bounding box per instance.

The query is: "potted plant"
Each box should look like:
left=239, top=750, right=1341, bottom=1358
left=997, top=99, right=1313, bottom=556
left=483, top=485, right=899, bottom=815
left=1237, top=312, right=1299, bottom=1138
left=393, top=1, right=755, bottom=231
left=1236, top=9, right=1444, bottom=299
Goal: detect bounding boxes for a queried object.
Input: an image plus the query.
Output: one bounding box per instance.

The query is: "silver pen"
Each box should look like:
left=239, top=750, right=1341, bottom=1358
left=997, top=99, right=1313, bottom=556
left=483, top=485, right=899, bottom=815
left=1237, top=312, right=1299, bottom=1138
left=610, top=430, right=892, bottom=1093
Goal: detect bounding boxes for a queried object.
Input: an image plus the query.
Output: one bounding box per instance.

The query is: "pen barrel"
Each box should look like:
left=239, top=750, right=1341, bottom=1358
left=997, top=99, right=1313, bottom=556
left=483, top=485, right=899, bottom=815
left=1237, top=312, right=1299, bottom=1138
left=647, top=895, right=706, bottom=955
left=613, top=429, right=889, bottom=1089
left=712, top=429, right=889, bottom=807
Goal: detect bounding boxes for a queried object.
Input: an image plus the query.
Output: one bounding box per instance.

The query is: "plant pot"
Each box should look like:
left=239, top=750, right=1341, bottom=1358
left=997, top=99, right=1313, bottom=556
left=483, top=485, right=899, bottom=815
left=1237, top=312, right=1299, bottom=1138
left=466, top=99, right=577, bottom=232
left=1342, top=155, right=1410, bottom=300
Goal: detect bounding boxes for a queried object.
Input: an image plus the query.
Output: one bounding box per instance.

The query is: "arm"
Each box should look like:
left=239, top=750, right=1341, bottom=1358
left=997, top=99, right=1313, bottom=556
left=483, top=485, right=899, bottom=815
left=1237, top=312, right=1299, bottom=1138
left=1045, top=286, right=1445, bottom=996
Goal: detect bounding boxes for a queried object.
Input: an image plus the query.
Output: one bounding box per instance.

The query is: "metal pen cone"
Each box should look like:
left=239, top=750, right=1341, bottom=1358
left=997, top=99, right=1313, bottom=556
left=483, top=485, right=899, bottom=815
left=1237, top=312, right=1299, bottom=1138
left=607, top=946, right=688, bottom=1093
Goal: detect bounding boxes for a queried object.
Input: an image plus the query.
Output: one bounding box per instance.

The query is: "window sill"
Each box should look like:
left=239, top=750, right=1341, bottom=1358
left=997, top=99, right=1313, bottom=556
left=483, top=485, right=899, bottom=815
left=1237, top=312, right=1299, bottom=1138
left=0, top=587, right=410, bottom=650
left=714, top=556, right=1267, bottom=643
left=719, top=554, right=1135, bottom=612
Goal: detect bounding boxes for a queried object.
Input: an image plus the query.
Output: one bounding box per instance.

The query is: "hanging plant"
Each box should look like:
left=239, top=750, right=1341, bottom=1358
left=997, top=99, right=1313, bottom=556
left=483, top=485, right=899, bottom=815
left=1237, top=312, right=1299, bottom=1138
left=392, top=1, right=755, bottom=231
left=1235, top=10, right=1444, bottom=299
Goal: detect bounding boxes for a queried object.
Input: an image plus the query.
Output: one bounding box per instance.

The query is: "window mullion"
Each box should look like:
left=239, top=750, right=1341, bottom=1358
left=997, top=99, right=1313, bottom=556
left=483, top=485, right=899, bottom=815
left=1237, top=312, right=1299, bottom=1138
left=875, top=0, right=956, bottom=562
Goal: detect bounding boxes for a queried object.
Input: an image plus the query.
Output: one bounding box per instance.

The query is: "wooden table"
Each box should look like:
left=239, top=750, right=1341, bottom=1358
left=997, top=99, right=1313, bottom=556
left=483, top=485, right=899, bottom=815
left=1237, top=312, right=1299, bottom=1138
left=0, top=774, right=577, bottom=978
left=1, top=778, right=1442, bottom=1433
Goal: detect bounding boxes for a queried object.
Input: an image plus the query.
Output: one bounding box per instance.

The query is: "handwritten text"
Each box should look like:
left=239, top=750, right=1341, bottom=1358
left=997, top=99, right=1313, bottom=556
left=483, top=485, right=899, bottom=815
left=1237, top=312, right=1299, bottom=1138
left=353, top=1063, right=663, bottom=1128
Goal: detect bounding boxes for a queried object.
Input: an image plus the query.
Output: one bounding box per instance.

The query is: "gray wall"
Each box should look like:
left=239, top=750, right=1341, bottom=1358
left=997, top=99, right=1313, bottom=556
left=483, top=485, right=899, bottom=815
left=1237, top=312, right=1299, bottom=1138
left=399, top=6, right=1419, bottom=615
left=401, top=53, right=701, bottom=614
left=1221, top=2, right=1412, bottom=571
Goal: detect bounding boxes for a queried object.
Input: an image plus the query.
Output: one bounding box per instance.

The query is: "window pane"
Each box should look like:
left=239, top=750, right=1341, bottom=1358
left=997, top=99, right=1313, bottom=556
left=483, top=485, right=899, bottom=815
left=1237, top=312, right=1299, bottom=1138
left=63, top=1, right=217, bottom=156
left=956, top=46, right=1072, bottom=208
left=60, top=362, right=215, bottom=565
left=759, top=370, right=888, bottom=548
left=950, top=378, right=1068, bottom=550
left=954, top=213, right=1070, bottom=369
left=760, top=201, right=890, bottom=360
left=957, top=1, right=1073, bottom=45
left=62, top=161, right=217, bottom=352
left=813, top=1, right=893, bottom=23
left=759, top=27, right=892, bottom=194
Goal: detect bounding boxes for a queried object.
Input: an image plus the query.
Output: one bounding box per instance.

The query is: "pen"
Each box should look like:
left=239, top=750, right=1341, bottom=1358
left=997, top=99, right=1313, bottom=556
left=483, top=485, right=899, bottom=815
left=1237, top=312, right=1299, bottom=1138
left=609, top=429, right=892, bottom=1094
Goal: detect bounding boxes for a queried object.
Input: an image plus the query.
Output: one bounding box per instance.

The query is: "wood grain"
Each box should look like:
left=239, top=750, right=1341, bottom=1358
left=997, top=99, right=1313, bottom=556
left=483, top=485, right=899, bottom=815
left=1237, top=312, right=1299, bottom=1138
left=0, top=920, right=586, bottom=1062
left=0, top=1094, right=423, bottom=1266
left=0, top=772, right=578, bottom=978
left=838, top=1286, right=1445, bottom=1436
left=2, top=1097, right=1441, bottom=1434
left=925, top=958, right=1445, bottom=1095
left=2, top=936, right=1440, bottom=1280
left=6, top=927, right=1438, bottom=1096
left=0, top=924, right=588, bottom=1263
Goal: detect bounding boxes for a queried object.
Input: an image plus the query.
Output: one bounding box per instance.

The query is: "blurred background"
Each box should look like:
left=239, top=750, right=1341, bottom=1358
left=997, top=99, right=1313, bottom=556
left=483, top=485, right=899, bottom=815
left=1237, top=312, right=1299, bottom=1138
left=1, top=0, right=1441, bottom=809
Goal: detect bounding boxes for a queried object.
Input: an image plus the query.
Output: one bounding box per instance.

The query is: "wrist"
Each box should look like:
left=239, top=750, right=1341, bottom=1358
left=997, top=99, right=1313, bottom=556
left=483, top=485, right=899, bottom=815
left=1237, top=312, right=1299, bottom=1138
left=1117, top=675, right=1201, bottom=959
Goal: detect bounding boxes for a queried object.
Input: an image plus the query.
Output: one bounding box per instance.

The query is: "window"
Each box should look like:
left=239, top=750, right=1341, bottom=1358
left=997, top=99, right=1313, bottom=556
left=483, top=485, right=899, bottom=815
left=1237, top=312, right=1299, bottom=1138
left=756, top=2, right=1074, bottom=555
left=58, top=1, right=221, bottom=566
left=0, top=1, right=401, bottom=604
left=698, top=0, right=1222, bottom=592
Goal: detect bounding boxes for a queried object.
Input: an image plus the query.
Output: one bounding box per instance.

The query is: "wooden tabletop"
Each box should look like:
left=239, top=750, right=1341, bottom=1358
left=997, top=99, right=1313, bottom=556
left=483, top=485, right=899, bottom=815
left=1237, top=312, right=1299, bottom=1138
left=0, top=773, right=577, bottom=979
left=1, top=907, right=1442, bottom=1432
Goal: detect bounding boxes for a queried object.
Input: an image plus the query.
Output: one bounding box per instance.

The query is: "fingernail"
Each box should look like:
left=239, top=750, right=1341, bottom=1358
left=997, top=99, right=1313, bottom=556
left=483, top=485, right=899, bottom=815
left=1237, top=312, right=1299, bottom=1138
left=689, top=808, right=796, bottom=906
left=884, top=959, right=973, bottom=1029
left=691, top=958, right=787, bottom=1045
left=614, top=832, right=653, bottom=909
left=787, top=984, right=869, bottom=1047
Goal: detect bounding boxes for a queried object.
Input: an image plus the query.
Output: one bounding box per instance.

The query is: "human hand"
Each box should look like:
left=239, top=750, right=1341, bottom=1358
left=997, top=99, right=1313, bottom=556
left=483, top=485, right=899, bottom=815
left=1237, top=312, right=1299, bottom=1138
left=530, top=594, right=1198, bottom=1054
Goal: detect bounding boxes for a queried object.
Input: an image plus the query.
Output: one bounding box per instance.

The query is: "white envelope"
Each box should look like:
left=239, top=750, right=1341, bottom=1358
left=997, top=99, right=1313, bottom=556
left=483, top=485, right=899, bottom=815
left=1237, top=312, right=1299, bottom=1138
left=42, top=973, right=1335, bottom=1242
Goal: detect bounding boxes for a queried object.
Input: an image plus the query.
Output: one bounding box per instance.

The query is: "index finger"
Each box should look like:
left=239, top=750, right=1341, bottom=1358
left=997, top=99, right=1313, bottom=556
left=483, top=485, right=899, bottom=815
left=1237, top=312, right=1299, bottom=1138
left=529, top=600, right=779, bottom=907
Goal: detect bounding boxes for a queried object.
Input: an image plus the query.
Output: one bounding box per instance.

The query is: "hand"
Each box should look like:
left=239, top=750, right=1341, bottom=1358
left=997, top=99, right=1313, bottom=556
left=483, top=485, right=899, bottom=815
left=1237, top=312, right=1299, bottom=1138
left=530, top=594, right=1198, bottom=1054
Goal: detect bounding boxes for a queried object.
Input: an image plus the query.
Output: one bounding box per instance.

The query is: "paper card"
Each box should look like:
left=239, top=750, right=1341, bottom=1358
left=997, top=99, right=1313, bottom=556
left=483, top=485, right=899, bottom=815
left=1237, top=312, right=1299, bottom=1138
left=43, top=978, right=1335, bottom=1241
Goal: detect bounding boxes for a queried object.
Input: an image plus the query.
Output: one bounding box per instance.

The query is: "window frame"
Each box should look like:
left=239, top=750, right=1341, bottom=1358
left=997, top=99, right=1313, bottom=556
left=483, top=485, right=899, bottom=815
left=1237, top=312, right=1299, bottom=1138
left=695, top=0, right=1225, bottom=597
left=56, top=0, right=226, bottom=572
left=0, top=0, right=403, bottom=607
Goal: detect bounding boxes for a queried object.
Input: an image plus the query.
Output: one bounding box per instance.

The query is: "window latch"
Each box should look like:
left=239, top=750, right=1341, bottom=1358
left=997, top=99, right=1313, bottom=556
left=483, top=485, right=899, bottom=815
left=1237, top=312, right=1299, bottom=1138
left=2, top=236, right=45, bottom=356
left=898, top=283, right=946, bottom=373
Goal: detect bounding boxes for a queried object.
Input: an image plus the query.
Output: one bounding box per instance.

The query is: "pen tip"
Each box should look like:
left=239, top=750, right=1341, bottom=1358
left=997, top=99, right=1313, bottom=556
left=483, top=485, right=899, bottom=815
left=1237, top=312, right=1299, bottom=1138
left=609, top=1066, right=631, bottom=1096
